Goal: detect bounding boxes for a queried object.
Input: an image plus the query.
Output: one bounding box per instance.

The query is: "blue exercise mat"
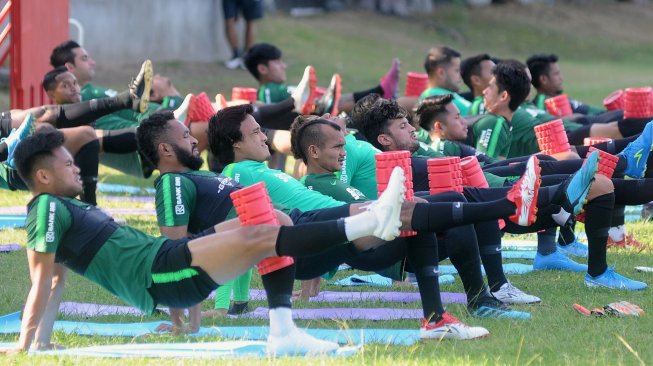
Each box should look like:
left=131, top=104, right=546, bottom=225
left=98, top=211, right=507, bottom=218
left=334, top=273, right=455, bottom=287
left=440, top=263, right=533, bottom=276
left=501, top=251, right=536, bottom=260
left=97, top=183, right=155, bottom=195
left=0, top=312, right=419, bottom=346
left=0, top=214, right=26, bottom=228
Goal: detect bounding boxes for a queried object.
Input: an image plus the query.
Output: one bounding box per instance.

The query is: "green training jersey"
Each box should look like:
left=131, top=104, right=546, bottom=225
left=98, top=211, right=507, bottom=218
left=301, top=173, right=368, bottom=203
left=508, top=106, right=543, bottom=158
left=340, top=133, right=380, bottom=199
left=26, top=194, right=165, bottom=313
left=414, top=142, right=446, bottom=159
left=469, top=96, right=486, bottom=116
left=471, top=114, right=512, bottom=159
left=415, top=128, right=432, bottom=145
left=420, top=87, right=471, bottom=116
left=222, top=160, right=345, bottom=211
left=258, top=82, right=291, bottom=103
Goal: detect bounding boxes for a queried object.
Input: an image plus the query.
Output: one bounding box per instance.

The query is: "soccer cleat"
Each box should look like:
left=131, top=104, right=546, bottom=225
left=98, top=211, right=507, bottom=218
left=618, top=120, right=653, bottom=178
left=224, top=56, right=244, bottom=70
left=370, top=166, right=406, bottom=241
left=585, top=267, right=647, bottom=291
left=556, top=241, right=589, bottom=258
left=129, top=59, right=153, bottom=113
left=174, top=94, right=193, bottom=126
left=214, top=93, right=229, bottom=112
left=554, top=150, right=600, bottom=221
left=533, top=250, right=588, bottom=272
left=490, top=282, right=541, bottom=304
left=291, top=66, right=317, bottom=115
left=468, top=296, right=532, bottom=320
left=380, top=58, right=401, bottom=99
left=420, top=313, right=489, bottom=340
left=506, top=155, right=541, bottom=226
left=4, top=113, right=36, bottom=168
left=314, top=73, right=342, bottom=116
left=267, top=327, right=339, bottom=356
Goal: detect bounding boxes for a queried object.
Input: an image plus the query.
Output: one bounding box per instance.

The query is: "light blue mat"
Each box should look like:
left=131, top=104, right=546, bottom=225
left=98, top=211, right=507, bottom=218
left=502, top=251, right=536, bottom=260
left=440, top=263, right=533, bottom=276
left=0, top=312, right=419, bottom=346
left=0, top=214, right=26, bottom=228
left=334, top=274, right=455, bottom=286
left=97, top=183, right=155, bottom=195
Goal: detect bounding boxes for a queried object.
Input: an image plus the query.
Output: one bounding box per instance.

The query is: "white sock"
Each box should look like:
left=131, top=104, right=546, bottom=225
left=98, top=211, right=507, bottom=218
left=268, top=307, right=295, bottom=337
left=551, top=208, right=571, bottom=226
left=343, top=211, right=377, bottom=241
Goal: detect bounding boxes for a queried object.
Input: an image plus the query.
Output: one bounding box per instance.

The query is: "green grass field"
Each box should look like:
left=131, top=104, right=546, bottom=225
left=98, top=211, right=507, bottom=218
left=2, top=2, right=653, bottom=364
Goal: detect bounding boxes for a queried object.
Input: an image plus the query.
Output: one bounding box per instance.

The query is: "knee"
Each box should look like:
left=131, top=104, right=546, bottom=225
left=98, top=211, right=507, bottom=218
left=588, top=174, right=614, bottom=199
left=275, top=210, right=293, bottom=226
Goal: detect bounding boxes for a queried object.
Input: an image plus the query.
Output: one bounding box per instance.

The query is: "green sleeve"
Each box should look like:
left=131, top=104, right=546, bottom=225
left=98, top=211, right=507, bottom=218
left=258, top=83, right=291, bottom=103
left=26, top=195, right=72, bottom=253
left=155, top=174, right=196, bottom=227
left=303, top=174, right=368, bottom=203
left=415, top=128, right=432, bottom=144
left=80, top=83, right=119, bottom=101
left=473, top=116, right=511, bottom=158
left=415, top=142, right=446, bottom=158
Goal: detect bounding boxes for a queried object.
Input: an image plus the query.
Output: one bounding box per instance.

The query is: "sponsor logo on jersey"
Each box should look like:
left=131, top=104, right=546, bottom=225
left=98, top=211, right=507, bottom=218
left=479, top=129, right=492, bottom=149
left=174, top=176, right=185, bottom=215
left=45, top=202, right=56, bottom=242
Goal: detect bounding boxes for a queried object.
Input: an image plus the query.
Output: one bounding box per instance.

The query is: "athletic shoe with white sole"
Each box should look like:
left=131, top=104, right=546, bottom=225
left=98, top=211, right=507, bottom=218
left=380, top=58, right=400, bottom=99
left=314, top=73, right=342, bottom=116
left=420, top=312, right=489, bottom=340
left=4, top=113, right=36, bottom=168
left=291, top=66, right=317, bottom=115
left=506, top=155, right=541, bottom=226
left=174, top=94, right=192, bottom=126
left=370, top=166, right=406, bottom=241
left=214, top=93, right=228, bottom=112
left=267, top=327, right=339, bottom=356
left=468, top=296, right=532, bottom=320
left=491, top=282, right=541, bottom=304
left=129, top=59, right=153, bottom=113
left=533, top=250, right=587, bottom=272
left=618, top=120, right=653, bottom=179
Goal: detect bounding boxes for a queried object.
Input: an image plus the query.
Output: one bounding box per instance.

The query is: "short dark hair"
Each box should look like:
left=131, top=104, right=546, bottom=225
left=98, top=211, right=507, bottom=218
left=424, top=46, right=461, bottom=76
left=416, top=94, right=454, bottom=131
left=460, top=54, right=492, bottom=91
left=494, top=60, right=531, bottom=111
left=350, top=93, right=382, bottom=128
left=207, top=104, right=253, bottom=165
left=42, top=66, right=71, bottom=92
left=289, top=116, right=341, bottom=164
left=243, top=43, right=282, bottom=81
left=13, top=126, right=65, bottom=189
left=136, top=110, right=176, bottom=170
left=526, top=53, right=558, bottom=89
left=355, top=98, right=408, bottom=151
left=50, top=40, right=81, bottom=68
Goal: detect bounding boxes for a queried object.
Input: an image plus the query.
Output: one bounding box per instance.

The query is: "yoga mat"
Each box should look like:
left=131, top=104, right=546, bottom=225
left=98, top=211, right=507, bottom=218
left=0, top=207, right=154, bottom=216
left=0, top=214, right=26, bottom=228
left=100, top=195, right=155, bottom=203
left=0, top=243, right=21, bottom=252
left=333, top=274, right=455, bottom=287
left=0, top=206, right=24, bottom=214
left=501, top=238, right=538, bottom=251
left=241, top=307, right=423, bottom=321
left=0, top=311, right=420, bottom=346
left=440, top=263, right=533, bottom=276
left=98, top=183, right=155, bottom=195
left=502, top=251, right=536, bottom=260
left=249, top=289, right=466, bottom=304
left=58, top=302, right=168, bottom=317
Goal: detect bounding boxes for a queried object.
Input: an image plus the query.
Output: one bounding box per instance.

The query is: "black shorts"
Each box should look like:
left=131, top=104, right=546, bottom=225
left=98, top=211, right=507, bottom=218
left=223, top=0, right=264, bottom=21
left=147, top=238, right=218, bottom=309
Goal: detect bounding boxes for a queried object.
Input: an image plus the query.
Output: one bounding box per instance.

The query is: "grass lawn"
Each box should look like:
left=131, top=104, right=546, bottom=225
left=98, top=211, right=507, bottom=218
left=2, top=1, right=653, bottom=364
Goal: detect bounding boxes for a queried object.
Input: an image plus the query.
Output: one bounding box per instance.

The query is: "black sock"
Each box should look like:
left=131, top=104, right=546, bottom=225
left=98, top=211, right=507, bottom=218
left=613, top=178, right=653, bottom=205
left=443, top=225, right=488, bottom=304
left=585, top=193, right=614, bottom=277
left=557, top=224, right=577, bottom=245
left=410, top=199, right=515, bottom=232
left=261, top=264, right=295, bottom=309
left=74, top=140, right=100, bottom=205
left=611, top=204, right=625, bottom=228
left=405, top=232, right=444, bottom=320
left=275, top=220, right=348, bottom=257
left=0, top=141, right=7, bottom=162
left=475, top=221, right=507, bottom=292
left=102, top=128, right=138, bottom=153
left=56, top=94, right=132, bottom=128
left=353, top=86, right=384, bottom=102
left=537, top=227, right=557, bottom=255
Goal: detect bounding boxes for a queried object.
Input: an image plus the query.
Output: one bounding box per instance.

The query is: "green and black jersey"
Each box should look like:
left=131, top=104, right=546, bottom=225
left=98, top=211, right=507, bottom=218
left=301, top=173, right=369, bottom=203
left=223, top=160, right=345, bottom=211
left=471, top=114, right=512, bottom=159
left=415, top=128, right=432, bottom=145
left=419, top=87, right=471, bottom=116
left=26, top=194, right=166, bottom=313
left=469, top=96, right=486, bottom=116
left=339, top=133, right=380, bottom=199
left=155, top=170, right=242, bottom=233
left=258, top=82, right=291, bottom=103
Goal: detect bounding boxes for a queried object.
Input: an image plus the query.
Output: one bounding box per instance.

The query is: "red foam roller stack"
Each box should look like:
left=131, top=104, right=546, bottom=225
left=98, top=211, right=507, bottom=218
left=544, top=94, right=573, bottom=118
left=534, top=119, right=571, bottom=155
left=231, top=87, right=258, bottom=103
left=588, top=147, right=619, bottom=179
left=460, top=156, right=489, bottom=188
left=583, top=137, right=612, bottom=147
left=404, top=72, right=429, bottom=97
left=426, top=157, right=463, bottom=194
left=603, top=89, right=624, bottom=111
left=375, top=151, right=416, bottom=237
left=623, top=87, right=653, bottom=119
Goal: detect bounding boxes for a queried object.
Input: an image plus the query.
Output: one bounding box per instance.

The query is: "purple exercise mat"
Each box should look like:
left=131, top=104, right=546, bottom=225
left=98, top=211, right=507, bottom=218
left=210, top=289, right=467, bottom=304
left=59, top=302, right=169, bottom=317
left=0, top=244, right=21, bottom=252
left=242, top=307, right=423, bottom=321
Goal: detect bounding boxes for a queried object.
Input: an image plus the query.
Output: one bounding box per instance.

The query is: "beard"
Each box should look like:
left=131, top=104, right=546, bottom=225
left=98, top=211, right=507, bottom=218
left=172, top=144, right=204, bottom=171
